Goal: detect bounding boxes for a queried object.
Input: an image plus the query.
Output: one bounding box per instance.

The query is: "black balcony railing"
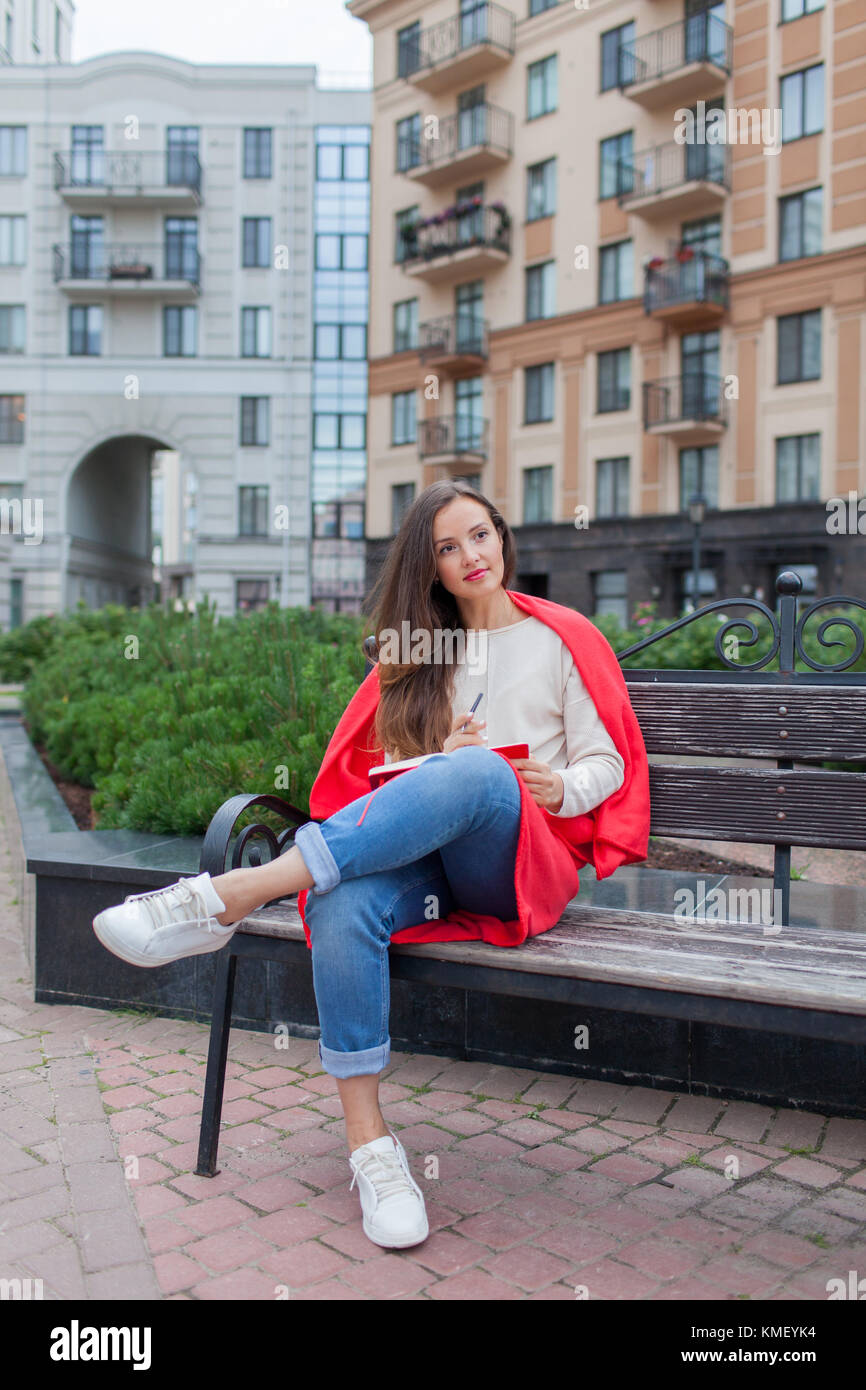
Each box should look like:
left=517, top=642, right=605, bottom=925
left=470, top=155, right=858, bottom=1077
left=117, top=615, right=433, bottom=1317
left=53, top=150, right=202, bottom=193
left=644, top=250, right=730, bottom=314
left=619, top=14, right=732, bottom=89
left=404, top=2, right=516, bottom=78
left=401, top=204, right=511, bottom=265
left=419, top=415, right=488, bottom=458
left=399, top=103, right=513, bottom=173
left=419, top=314, right=489, bottom=360
left=619, top=140, right=730, bottom=206
left=52, top=242, right=201, bottom=285
left=643, top=373, right=727, bottom=429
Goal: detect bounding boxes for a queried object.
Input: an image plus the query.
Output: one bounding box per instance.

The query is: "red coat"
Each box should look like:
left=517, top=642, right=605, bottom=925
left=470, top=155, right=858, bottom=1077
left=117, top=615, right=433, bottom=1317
left=296, top=590, right=650, bottom=950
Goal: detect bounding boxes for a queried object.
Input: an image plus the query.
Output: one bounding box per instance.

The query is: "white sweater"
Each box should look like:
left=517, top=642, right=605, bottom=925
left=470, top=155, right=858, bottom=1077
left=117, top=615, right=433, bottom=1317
left=384, top=614, right=625, bottom=819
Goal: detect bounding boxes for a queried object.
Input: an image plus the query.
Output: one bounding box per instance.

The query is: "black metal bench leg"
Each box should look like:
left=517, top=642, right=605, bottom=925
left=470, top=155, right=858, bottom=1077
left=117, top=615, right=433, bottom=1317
left=195, top=947, right=238, bottom=1177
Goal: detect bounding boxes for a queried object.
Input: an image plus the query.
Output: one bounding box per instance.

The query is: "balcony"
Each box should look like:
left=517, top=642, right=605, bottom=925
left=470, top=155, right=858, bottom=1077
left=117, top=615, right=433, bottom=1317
left=644, top=250, right=729, bottom=329
left=619, top=15, right=732, bottom=109
left=418, top=415, right=488, bottom=465
left=53, top=151, right=202, bottom=210
left=52, top=243, right=201, bottom=300
left=643, top=373, right=728, bottom=444
left=419, top=314, right=488, bottom=370
left=401, top=104, right=513, bottom=187
left=619, top=141, right=729, bottom=221
left=404, top=3, right=515, bottom=93
left=401, top=203, right=511, bottom=284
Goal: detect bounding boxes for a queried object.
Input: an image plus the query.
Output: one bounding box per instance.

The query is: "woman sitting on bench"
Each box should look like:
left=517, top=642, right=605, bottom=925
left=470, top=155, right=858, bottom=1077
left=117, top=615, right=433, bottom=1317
left=92, top=479, right=649, bottom=1251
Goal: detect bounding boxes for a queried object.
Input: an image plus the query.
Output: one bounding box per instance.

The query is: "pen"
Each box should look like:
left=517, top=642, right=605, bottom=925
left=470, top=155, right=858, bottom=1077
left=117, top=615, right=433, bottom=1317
left=459, top=691, right=484, bottom=733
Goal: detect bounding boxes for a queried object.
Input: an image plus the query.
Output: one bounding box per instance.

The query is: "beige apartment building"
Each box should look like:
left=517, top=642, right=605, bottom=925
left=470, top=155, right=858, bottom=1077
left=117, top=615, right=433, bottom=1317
left=349, top=0, right=865, bottom=621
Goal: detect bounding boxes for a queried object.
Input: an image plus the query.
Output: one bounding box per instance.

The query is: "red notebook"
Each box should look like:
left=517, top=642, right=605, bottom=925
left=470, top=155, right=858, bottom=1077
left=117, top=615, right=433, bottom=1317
left=369, top=743, right=529, bottom=789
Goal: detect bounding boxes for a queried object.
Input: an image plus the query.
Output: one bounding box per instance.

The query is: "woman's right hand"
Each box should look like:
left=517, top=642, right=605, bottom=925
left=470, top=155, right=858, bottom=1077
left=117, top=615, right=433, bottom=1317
left=442, top=710, right=488, bottom=754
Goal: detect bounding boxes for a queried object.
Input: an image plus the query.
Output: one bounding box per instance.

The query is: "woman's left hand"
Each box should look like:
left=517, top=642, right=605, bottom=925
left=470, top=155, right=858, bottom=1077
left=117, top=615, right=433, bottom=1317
left=510, top=757, right=564, bottom=813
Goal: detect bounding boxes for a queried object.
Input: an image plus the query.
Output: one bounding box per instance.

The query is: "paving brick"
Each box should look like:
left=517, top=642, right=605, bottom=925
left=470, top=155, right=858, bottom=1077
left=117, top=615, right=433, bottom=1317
left=569, top=1258, right=660, bottom=1300
left=496, top=1117, right=564, bottom=1147
left=290, top=1278, right=369, bottom=1300
left=454, top=1132, right=526, bottom=1162
left=246, top=1205, right=337, bottom=1246
left=665, top=1128, right=724, bottom=1150
left=475, top=1099, right=533, bottom=1122
left=107, top=1107, right=157, bottom=1135
left=428, top=1108, right=495, bottom=1136
left=2, top=1184, right=70, bottom=1229
left=821, top=1117, right=866, bottom=1162
left=481, top=1243, right=575, bottom=1292
left=94, top=1064, right=152, bottom=1087
left=774, top=1157, right=842, bottom=1188
left=699, top=1145, right=775, bottom=1179
left=0, top=1218, right=69, bottom=1260
left=154, top=1250, right=205, bottom=1294
left=425, top=1267, right=525, bottom=1300
left=581, top=1202, right=661, bottom=1240
left=86, top=1261, right=161, bottom=1299
left=216, top=1121, right=277, bottom=1151
left=712, top=1101, right=774, bottom=1142
left=652, top=1215, right=741, bottom=1252
left=280, top=1127, right=346, bottom=1158
left=610, top=1087, right=677, bottom=1125
left=150, top=1092, right=203, bottom=1119
left=58, top=1123, right=116, bottom=1164
left=258, top=1238, right=353, bottom=1286
left=452, top=1209, right=536, bottom=1250
left=532, top=1220, right=620, bottom=1264
left=764, top=1109, right=825, bottom=1152
left=601, top=1120, right=659, bottom=1138
left=131, top=1183, right=190, bottom=1218
left=518, top=1077, right=579, bottom=1109
left=500, top=1189, right=581, bottom=1229
left=183, top=1227, right=273, bottom=1272
left=76, top=1207, right=150, bottom=1274
left=663, top=1165, right=733, bottom=1197
left=550, top=1169, right=624, bottom=1207
left=591, top=1153, right=665, bottom=1185
left=99, top=1084, right=157, bottom=1111
left=172, top=1195, right=255, bottom=1235
left=536, top=1109, right=594, bottom=1133
left=809, top=1186, right=866, bottom=1222
left=565, top=1081, right=626, bottom=1116
left=424, top=1177, right=500, bottom=1215
left=341, top=1254, right=434, bottom=1299
left=561, top=1125, right=629, bottom=1156
left=257, top=1107, right=328, bottom=1134
left=229, top=1174, right=315, bottom=1212
left=615, top=1237, right=705, bottom=1281
left=479, top=1158, right=548, bottom=1195
left=662, top=1096, right=726, bottom=1134
left=143, top=1217, right=194, bottom=1255
left=741, top=1228, right=822, bottom=1269
left=248, top=1084, right=317, bottom=1110
left=694, top=1253, right=785, bottom=1297
left=67, top=1160, right=131, bottom=1213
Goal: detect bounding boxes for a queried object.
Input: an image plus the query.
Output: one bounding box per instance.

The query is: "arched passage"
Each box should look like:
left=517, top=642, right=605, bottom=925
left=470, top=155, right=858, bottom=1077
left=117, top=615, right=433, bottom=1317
left=65, top=432, right=170, bottom=610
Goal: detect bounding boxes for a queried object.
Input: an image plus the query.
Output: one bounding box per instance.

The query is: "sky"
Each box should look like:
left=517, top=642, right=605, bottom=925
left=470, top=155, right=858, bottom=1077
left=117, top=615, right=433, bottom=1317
left=70, top=0, right=373, bottom=85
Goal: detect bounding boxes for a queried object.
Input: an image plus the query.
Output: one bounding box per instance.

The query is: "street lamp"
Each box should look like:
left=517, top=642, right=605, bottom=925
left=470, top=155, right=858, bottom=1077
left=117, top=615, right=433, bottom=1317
left=687, top=493, right=707, bottom=613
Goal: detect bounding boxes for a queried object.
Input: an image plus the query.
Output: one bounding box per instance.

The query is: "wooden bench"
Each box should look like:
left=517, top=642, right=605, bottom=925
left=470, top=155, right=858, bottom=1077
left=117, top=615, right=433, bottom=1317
left=192, top=572, right=866, bottom=1176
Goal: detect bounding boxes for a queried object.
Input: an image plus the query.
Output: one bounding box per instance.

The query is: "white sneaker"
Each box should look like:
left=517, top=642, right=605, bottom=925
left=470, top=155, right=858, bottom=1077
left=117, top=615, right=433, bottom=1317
left=92, top=872, right=235, bottom=968
left=348, top=1127, right=429, bottom=1249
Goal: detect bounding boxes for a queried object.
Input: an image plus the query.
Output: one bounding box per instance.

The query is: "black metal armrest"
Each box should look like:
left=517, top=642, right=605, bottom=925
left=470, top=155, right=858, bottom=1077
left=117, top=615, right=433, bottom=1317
left=198, top=792, right=320, bottom=879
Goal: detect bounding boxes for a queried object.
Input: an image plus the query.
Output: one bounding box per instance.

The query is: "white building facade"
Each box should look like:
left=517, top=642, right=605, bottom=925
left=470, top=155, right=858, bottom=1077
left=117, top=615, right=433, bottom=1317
left=0, top=15, right=370, bottom=623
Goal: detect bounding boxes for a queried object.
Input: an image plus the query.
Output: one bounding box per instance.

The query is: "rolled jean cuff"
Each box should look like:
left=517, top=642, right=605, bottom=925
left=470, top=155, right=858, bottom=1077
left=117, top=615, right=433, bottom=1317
left=318, top=1037, right=390, bottom=1078
left=294, top=821, right=341, bottom=896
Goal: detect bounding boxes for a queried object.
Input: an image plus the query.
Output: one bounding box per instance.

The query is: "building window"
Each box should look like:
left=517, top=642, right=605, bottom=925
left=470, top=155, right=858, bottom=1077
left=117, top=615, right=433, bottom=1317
left=523, top=465, right=553, bottom=523
left=599, top=240, right=633, bottom=303
left=597, top=348, right=630, bottom=413
left=600, top=21, right=635, bottom=92
left=240, top=397, right=270, bottom=446
left=391, top=391, right=417, bottom=446
left=313, top=413, right=367, bottom=449
left=0, top=396, right=25, bottom=443
left=599, top=131, right=633, bottom=199
left=778, top=310, right=821, bottom=385
left=315, top=233, right=368, bottom=270
left=525, top=261, right=555, bottom=321
left=779, top=187, right=822, bottom=261
left=527, top=54, right=558, bottom=119
left=593, top=570, right=627, bottom=624
left=163, top=305, right=197, bottom=357
left=316, top=143, right=369, bottom=180
left=242, top=217, right=271, bottom=268
left=69, top=305, right=102, bottom=356
left=525, top=363, right=554, bottom=423
left=164, top=216, right=198, bottom=280
left=0, top=127, right=26, bottom=176
left=397, top=21, right=421, bottom=78
left=530, top=0, right=558, bottom=14
left=0, top=215, right=26, bottom=265
left=166, top=127, right=200, bottom=186
left=596, top=457, right=630, bottom=517
left=776, top=434, right=820, bottom=501
left=679, top=445, right=719, bottom=510
left=393, top=298, right=418, bottom=352
left=781, top=64, right=824, bottom=142
left=241, top=307, right=272, bottom=357
left=395, top=206, right=418, bottom=264
left=0, top=305, right=25, bottom=354
left=392, top=482, right=415, bottom=532
left=236, top=579, right=271, bottom=613
left=396, top=114, right=421, bottom=172
left=243, top=128, right=272, bottom=178
left=782, top=0, right=823, bottom=18
left=54, top=4, right=62, bottom=59
left=9, top=576, right=22, bottom=628
left=239, top=485, right=269, bottom=536
left=70, top=125, right=104, bottom=185
left=31, top=0, right=39, bottom=50
left=314, top=323, right=366, bottom=359
left=526, top=158, right=556, bottom=221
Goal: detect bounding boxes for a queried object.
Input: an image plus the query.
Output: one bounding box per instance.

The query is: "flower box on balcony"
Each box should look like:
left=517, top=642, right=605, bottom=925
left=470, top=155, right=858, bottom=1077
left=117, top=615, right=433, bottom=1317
left=109, top=263, right=153, bottom=279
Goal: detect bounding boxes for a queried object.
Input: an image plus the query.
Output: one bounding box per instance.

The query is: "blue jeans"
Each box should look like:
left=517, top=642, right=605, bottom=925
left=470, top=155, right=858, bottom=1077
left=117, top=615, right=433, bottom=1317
left=293, top=745, right=522, bottom=1078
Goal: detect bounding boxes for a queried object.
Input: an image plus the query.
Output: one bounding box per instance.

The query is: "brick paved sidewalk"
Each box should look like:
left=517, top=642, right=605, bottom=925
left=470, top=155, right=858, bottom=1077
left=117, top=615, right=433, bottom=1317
left=1, top=872, right=865, bottom=1299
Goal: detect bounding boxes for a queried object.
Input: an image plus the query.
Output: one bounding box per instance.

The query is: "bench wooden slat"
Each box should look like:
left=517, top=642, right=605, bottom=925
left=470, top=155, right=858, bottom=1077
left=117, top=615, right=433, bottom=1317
left=648, top=764, right=866, bottom=847
left=239, top=900, right=866, bottom=1017
left=628, top=683, right=866, bottom=760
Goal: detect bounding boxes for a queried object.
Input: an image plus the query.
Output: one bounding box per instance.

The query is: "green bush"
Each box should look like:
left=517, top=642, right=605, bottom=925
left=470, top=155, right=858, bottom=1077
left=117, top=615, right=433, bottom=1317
left=20, top=599, right=367, bottom=835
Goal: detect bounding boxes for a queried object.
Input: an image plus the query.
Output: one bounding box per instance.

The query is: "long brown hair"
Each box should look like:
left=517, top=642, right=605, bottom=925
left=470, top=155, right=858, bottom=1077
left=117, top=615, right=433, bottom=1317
left=363, top=480, right=517, bottom=762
